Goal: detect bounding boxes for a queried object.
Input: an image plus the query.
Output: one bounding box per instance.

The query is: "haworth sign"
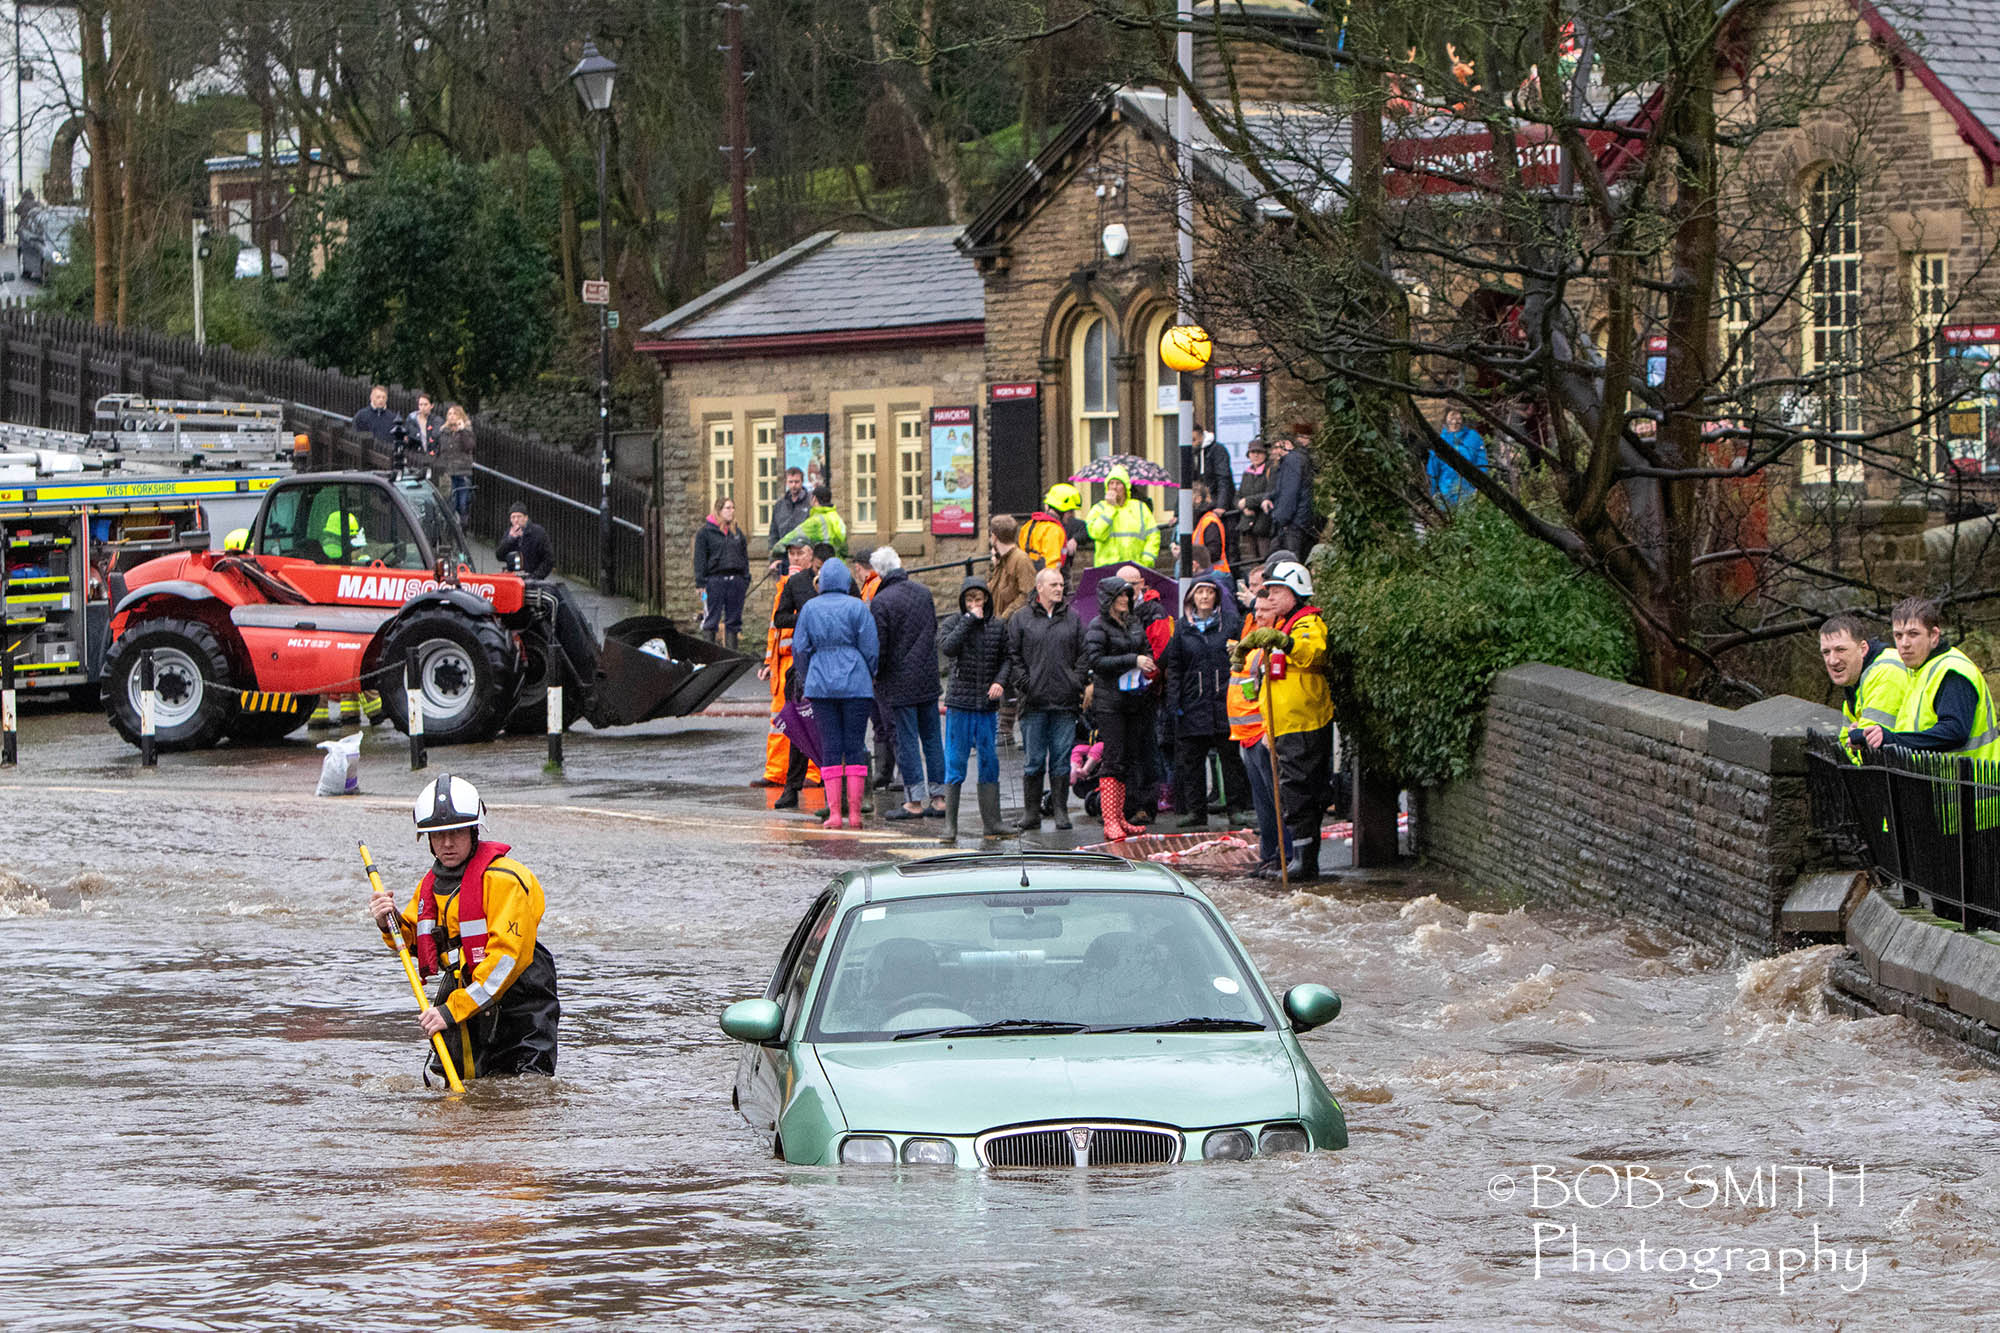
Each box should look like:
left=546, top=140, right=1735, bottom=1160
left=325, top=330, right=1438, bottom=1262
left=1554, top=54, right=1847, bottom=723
left=1381, top=93, right=1659, bottom=198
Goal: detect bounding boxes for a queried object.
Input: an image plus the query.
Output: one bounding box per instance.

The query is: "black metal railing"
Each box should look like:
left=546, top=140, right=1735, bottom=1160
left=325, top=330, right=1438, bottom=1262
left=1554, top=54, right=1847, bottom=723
left=0, top=310, right=657, bottom=603
left=1806, top=730, right=2000, bottom=929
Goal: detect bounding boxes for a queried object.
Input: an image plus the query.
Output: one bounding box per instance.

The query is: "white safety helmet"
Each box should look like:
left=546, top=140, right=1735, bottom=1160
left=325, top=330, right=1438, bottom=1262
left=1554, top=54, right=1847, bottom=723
left=413, top=774, right=484, bottom=838
left=1267, top=561, right=1314, bottom=599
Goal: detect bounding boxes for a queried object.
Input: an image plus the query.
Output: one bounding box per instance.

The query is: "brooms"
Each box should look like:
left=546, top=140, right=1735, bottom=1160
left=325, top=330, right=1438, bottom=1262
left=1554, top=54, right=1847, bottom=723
left=359, top=841, right=465, bottom=1093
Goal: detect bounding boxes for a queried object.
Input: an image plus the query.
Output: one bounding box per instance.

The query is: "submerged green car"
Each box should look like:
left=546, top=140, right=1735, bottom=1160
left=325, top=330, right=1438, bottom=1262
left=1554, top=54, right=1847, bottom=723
left=721, top=852, right=1346, bottom=1168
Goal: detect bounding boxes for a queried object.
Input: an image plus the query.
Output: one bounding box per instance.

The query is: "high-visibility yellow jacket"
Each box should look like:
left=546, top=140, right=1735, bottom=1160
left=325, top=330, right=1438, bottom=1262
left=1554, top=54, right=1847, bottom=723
left=1841, top=642, right=1910, bottom=761
left=393, top=850, right=546, bottom=1027
left=777, top=506, right=848, bottom=558
left=1267, top=607, right=1334, bottom=736
left=1086, top=496, right=1160, bottom=565
left=1893, top=644, right=2000, bottom=762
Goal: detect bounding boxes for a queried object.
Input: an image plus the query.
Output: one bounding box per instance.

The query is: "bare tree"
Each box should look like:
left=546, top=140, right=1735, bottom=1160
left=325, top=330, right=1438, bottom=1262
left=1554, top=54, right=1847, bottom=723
left=1108, top=0, right=2000, bottom=693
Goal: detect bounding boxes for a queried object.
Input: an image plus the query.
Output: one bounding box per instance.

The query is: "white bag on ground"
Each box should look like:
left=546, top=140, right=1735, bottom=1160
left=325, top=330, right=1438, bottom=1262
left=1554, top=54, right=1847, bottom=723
left=315, top=731, right=364, bottom=797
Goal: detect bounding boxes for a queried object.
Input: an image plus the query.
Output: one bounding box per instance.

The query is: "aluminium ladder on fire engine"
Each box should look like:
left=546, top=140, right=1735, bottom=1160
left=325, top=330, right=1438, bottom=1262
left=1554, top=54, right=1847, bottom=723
left=89, top=395, right=288, bottom=467
left=4, top=407, right=293, bottom=693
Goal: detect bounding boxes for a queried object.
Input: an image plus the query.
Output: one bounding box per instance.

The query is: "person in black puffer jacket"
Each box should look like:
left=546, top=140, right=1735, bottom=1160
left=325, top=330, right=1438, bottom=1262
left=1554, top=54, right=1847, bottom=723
left=936, top=575, right=1010, bottom=842
left=869, top=549, right=946, bottom=819
left=1005, top=566, right=1085, bottom=831
left=692, top=497, right=751, bottom=648
left=1079, top=575, right=1156, bottom=841
left=1161, top=571, right=1251, bottom=828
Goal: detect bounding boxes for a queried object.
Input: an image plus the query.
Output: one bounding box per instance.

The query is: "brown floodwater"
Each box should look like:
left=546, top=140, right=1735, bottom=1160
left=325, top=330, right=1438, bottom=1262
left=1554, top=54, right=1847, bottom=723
left=1, top=713, right=1996, bottom=1329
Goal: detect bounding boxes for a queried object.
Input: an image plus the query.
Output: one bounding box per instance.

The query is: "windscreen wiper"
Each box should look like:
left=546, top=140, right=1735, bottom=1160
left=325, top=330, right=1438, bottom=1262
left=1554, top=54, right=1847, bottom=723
left=1088, top=1017, right=1267, bottom=1033
left=891, top=1018, right=1090, bottom=1040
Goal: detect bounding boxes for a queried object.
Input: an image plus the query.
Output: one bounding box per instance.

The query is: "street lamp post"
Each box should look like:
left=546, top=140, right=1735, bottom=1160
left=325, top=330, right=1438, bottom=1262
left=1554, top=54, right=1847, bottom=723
left=570, top=39, right=619, bottom=595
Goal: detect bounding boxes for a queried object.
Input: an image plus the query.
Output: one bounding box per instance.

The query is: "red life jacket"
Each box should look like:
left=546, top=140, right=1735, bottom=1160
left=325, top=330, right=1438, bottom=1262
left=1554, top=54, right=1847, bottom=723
left=415, top=840, right=510, bottom=977
left=1280, top=605, right=1322, bottom=634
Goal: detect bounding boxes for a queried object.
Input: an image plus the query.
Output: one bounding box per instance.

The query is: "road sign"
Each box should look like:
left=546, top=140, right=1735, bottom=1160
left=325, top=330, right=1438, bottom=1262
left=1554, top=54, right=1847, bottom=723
left=607, top=310, right=620, bottom=329
left=582, top=279, right=610, bottom=305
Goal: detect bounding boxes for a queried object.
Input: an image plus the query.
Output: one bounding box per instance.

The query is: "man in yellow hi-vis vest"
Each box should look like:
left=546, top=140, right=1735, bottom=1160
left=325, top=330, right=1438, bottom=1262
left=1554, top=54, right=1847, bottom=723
left=1857, top=597, right=2000, bottom=835
left=1856, top=598, right=2000, bottom=762
left=1819, top=612, right=1910, bottom=762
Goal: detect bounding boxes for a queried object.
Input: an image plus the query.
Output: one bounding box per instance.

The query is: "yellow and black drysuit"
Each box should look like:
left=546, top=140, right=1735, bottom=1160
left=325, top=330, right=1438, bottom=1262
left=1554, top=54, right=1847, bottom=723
left=390, top=840, right=560, bottom=1078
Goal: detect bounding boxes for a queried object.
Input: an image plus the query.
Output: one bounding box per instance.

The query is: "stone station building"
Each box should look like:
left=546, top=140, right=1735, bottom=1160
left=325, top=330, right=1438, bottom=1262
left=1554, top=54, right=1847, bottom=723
left=641, top=0, right=2000, bottom=630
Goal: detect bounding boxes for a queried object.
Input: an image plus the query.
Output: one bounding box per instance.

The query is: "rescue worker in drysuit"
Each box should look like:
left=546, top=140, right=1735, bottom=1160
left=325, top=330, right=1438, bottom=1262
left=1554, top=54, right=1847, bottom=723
left=369, top=775, right=560, bottom=1078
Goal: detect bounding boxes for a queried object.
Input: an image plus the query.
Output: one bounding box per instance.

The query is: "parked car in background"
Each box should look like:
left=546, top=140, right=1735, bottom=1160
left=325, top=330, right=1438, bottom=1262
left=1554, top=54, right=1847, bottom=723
left=233, top=246, right=290, bottom=281
left=19, top=205, right=85, bottom=283
left=720, top=852, right=1348, bottom=1168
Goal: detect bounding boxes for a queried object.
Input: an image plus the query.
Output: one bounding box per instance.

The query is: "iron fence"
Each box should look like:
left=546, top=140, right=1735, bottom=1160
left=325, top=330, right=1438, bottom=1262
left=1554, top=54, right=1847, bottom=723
left=1805, top=730, right=2000, bottom=929
left=0, top=310, right=657, bottom=602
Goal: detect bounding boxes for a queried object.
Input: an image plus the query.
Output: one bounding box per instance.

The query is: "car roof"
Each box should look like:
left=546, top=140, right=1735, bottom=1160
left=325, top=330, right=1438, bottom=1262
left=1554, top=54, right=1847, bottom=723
left=846, top=852, right=1195, bottom=904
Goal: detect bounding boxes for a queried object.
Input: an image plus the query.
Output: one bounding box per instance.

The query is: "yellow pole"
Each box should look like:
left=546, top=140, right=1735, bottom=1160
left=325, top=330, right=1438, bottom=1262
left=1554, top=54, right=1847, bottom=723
left=359, top=841, right=466, bottom=1093
left=1257, top=649, right=1289, bottom=891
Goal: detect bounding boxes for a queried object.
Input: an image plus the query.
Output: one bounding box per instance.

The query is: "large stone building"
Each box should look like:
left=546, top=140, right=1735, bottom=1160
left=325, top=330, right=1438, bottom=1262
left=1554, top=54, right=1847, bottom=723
left=641, top=0, right=2000, bottom=628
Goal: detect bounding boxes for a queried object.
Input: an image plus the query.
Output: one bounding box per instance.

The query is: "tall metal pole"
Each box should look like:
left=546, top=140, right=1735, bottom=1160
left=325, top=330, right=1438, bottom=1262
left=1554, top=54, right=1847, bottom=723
left=13, top=4, right=22, bottom=199
left=1174, top=0, right=1196, bottom=587
left=190, top=217, right=205, bottom=346
left=596, top=114, right=614, bottom=595
left=723, top=2, right=749, bottom=279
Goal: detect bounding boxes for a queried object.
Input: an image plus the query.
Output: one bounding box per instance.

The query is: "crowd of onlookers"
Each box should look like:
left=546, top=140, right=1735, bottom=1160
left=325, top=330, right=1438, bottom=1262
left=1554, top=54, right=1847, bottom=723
left=704, top=425, right=1352, bottom=880
left=353, top=384, right=479, bottom=524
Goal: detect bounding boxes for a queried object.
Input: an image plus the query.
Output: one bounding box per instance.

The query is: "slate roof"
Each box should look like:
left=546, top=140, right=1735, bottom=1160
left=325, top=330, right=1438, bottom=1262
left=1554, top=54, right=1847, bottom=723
left=1115, top=87, right=1349, bottom=221
left=1876, top=0, right=2000, bottom=154
left=640, top=226, right=983, bottom=342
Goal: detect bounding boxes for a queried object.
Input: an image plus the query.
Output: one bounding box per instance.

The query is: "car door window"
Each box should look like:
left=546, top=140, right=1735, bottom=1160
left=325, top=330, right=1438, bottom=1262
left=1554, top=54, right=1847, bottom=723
left=766, top=892, right=834, bottom=1001
left=779, top=896, right=840, bottom=1040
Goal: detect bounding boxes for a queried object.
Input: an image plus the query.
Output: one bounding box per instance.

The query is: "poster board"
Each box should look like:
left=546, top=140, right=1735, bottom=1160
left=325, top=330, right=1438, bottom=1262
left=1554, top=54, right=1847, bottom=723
left=1940, top=324, right=2000, bottom=473
left=1212, top=368, right=1263, bottom=477
left=930, top=406, right=976, bottom=536
left=783, top=414, right=829, bottom=493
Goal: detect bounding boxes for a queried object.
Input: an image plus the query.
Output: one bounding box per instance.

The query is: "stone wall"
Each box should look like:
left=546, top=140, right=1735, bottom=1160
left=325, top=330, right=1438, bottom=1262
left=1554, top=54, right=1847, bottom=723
left=1733, top=2, right=2000, bottom=502
left=1416, top=664, right=1840, bottom=954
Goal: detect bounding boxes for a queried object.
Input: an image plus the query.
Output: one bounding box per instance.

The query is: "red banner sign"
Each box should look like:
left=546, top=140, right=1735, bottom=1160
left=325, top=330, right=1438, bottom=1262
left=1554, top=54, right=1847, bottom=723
left=989, top=382, right=1038, bottom=401
left=1384, top=125, right=1631, bottom=198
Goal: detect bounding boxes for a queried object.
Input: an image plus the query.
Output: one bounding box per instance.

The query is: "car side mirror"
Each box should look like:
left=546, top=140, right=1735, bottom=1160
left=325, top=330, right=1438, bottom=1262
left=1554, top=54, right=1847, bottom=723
left=720, top=998, right=783, bottom=1044
left=1283, top=984, right=1340, bottom=1032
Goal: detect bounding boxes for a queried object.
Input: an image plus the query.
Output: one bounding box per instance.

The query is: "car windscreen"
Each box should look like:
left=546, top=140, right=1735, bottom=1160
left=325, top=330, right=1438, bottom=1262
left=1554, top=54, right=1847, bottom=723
left=397, top=479, right=473, bottom=568
left=805, top=890, right=1273, bottom=1042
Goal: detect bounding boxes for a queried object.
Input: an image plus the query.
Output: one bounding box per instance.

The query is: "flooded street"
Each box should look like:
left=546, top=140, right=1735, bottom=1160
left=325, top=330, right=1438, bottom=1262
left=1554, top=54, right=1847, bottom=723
left=3, top=704, right=1997, bottom=1329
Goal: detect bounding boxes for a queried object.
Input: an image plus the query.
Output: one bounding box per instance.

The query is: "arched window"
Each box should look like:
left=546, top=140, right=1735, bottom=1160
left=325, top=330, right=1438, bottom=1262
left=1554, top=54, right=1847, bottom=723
left=1803, top=168, right=1861, bottom=483
left=1071, top=314, right=1119, bottom=469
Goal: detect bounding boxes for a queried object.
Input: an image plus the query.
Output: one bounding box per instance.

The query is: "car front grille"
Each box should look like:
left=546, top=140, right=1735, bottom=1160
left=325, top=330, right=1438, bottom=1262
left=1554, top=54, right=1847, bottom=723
left=977, top=1123, right=1183, bottom=1168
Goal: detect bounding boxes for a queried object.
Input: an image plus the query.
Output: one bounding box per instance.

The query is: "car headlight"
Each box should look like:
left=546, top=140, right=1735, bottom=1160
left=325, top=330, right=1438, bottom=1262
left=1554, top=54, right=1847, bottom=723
left=1259, top=1124, right=1309, bottom=1155
left=901, top=1137, right=956, bottom=1166
left=48, top=250, right=64, bottom=264
left=839, top=1135, right=895, bottom=1165
left=1202, top=1129, right=1254, bottom=1161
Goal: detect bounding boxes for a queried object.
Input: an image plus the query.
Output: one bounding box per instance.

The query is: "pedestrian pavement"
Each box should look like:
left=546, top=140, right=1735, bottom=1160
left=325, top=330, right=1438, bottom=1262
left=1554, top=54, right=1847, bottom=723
left=0, top=243, right=43, bottom=301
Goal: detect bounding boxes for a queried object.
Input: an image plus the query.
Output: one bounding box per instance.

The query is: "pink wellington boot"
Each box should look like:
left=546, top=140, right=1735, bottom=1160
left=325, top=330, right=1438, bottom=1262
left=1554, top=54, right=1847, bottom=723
left=821, top=765, right=845, bottom=826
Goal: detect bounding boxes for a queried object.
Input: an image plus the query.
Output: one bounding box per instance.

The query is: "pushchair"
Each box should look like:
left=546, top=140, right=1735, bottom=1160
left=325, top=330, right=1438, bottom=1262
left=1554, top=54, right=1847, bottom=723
left=1057, top=716, right=1106, bottom=819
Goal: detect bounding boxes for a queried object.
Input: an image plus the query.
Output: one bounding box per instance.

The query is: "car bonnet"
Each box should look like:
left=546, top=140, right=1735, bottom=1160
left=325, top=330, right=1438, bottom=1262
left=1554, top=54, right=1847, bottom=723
left=811, top=1031, right=1302, bottom=1137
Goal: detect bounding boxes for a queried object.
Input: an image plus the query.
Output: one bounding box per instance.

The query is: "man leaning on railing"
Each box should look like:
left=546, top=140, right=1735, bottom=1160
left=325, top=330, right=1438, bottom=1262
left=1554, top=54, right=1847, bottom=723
left=1851, top=597, right=2000, bottom=763
left=1819, top=612, right=1911, bottom=763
